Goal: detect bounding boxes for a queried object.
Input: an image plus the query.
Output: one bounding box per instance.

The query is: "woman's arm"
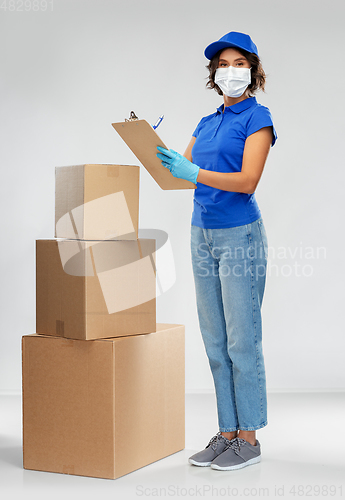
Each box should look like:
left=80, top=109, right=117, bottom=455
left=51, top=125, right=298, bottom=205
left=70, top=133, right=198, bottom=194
left=196, top=126, right=273, bottom=194
left=183, top=137, right=196, bottom=162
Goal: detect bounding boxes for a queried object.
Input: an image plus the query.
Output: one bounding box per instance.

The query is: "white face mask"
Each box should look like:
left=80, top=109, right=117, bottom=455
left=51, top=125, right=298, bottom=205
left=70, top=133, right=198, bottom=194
left=214, top=66, right=252, bottom=98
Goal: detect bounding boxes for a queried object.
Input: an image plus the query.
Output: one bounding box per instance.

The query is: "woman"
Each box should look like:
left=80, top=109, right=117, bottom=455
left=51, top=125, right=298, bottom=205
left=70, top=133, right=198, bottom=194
left=157, top=31, right=277, bottom=471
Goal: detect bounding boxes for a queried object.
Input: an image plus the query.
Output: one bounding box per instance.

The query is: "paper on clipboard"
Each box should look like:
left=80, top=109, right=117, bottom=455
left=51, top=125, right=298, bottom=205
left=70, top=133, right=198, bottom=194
left=112, top=119, right=197, bottom=191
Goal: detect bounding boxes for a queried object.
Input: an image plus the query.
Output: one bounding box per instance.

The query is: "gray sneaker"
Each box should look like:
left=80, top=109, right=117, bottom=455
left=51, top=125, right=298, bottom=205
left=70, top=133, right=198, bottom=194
left=210, top=437, right=261, bottom=470
left=188, top=431, right=233, bottom=467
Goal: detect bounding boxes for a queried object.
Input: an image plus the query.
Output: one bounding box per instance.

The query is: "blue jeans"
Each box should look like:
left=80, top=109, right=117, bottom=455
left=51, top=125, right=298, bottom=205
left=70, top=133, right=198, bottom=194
left=190, top=217, right=268, bottom=432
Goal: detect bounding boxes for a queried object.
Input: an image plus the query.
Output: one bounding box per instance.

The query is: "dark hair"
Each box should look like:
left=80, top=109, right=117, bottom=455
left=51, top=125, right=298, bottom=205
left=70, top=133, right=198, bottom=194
left=206, top=47, right=267, bottom=96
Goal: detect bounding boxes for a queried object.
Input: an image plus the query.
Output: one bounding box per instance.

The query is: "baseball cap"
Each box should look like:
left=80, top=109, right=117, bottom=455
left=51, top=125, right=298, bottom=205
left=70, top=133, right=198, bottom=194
left=204, top=31, right=259, bottom=60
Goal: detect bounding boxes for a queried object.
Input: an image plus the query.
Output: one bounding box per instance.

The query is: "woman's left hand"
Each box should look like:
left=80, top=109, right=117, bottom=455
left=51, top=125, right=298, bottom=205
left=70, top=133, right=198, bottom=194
left=157, top=146, right=200, bottom=184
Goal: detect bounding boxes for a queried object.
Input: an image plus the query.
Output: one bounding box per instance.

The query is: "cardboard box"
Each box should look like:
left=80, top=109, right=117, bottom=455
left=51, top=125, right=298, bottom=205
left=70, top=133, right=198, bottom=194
left=36, top=238, right=156, bottom=340
left=55, top=164, right=140, bottom=240
left=22, top=324, right=185, bottom=480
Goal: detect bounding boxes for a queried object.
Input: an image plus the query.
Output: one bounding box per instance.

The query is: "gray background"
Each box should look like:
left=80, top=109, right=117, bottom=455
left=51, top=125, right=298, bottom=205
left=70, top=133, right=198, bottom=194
left=1, top=0, right=343, bottom=394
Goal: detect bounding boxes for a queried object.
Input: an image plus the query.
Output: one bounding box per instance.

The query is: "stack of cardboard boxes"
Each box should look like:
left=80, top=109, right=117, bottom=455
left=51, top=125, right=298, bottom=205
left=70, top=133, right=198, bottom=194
left=22, top=164, right=185, bottom=480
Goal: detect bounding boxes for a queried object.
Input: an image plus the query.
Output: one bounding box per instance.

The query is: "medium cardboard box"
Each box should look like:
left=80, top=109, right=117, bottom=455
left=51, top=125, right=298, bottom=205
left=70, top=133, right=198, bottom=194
left=22, top=324, right=185, bottom=480
left=55, top=164, right=140, bottom=240
left=36, top=238, right=156, bottom=340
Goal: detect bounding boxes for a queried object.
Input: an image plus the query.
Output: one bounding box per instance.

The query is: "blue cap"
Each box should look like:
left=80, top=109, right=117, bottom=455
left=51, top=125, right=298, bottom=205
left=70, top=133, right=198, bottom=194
left=204, top=31, right=259, bottom=60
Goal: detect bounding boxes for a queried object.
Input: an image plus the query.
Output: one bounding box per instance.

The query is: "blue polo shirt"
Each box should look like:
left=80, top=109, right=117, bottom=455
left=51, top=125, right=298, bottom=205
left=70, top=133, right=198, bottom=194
left=191, top=96, right=277, bottom=228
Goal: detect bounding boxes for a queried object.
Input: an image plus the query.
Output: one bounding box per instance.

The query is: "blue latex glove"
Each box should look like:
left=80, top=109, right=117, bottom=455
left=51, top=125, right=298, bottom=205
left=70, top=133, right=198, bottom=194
left=156, top=146, right=199, bottom=184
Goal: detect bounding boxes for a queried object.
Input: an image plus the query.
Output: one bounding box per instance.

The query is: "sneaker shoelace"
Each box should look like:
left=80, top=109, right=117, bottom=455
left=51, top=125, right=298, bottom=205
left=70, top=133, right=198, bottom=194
left=206, top=431, right=230, bottom=451
left=224, top=437, right=248, bottom=454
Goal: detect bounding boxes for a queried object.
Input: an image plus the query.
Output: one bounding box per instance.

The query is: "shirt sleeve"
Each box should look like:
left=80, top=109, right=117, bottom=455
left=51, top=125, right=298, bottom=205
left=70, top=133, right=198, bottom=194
left=246, top=106, right=278, bottom=147
left=192, top=117, right=206, bottom=138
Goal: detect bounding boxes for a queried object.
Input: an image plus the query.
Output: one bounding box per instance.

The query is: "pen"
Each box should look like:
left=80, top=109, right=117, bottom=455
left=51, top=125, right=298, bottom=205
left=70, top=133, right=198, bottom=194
left=153, top=115, right=164, bottom=130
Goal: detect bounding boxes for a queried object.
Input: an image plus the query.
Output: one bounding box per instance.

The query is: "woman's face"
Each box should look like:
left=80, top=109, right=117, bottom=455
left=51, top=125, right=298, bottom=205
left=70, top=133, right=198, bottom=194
left=217, top=48, right=251, bottom=69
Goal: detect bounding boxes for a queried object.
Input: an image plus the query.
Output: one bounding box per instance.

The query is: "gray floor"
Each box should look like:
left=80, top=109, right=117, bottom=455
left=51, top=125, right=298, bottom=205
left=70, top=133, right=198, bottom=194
left=1, top=392, right=345, bottom=500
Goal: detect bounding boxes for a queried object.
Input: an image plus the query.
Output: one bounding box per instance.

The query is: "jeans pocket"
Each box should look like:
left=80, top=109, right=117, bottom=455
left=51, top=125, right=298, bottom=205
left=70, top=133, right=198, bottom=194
left=257, top=219, right=268, bottom=261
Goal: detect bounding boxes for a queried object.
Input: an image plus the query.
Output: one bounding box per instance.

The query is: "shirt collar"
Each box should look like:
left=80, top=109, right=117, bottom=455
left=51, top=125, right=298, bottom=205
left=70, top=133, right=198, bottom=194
left=216, top=96, right=257, bottom=115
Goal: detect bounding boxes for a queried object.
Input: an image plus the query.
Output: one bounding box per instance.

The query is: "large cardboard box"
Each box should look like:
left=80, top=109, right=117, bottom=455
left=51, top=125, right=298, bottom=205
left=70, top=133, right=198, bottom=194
left=22, top=324, right=185, bottom=480
left=36, top=238, right=156, bottom=340
left=55, top=164, right=140, bottom=240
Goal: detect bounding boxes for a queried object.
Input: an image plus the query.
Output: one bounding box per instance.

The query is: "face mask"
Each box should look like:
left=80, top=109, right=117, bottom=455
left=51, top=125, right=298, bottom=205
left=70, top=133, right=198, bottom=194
left=214, top=66, right=252, bottom=98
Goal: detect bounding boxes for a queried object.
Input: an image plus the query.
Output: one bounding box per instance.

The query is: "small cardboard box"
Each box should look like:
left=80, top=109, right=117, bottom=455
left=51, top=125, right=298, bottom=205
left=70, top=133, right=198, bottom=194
left=55, top=164, right=140, bottom=240
left=22, top=324, right=185, bottom=480
left=36, top=238, right=156, bottom=340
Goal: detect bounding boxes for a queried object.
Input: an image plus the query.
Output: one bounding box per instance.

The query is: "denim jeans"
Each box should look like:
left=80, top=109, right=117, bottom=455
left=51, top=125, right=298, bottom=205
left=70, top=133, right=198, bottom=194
left=190, top=217, right=268, bottom=432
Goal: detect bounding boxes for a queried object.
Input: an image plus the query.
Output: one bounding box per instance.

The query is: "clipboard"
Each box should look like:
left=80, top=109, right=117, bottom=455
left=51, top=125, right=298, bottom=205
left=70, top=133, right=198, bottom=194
left=112, top=118, right=197, bottom=191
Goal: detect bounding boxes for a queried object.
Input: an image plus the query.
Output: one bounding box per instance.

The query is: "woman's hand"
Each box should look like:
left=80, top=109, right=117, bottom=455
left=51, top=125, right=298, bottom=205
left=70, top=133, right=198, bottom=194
left=156, top=146, right=200, bottom=184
